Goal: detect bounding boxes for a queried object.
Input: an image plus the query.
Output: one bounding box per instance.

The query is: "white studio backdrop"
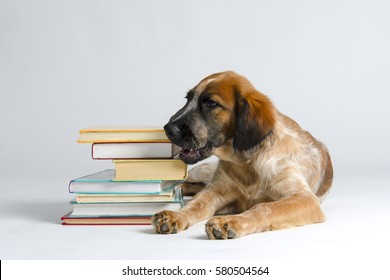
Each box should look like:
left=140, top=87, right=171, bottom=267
left=1, top=0, right=389, bottom=178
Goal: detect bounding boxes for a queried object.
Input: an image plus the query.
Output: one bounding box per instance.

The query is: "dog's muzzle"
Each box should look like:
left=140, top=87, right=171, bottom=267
left=164, top=122, right=212, bottom=164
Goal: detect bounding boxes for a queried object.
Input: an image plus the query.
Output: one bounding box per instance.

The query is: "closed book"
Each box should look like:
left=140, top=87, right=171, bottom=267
left=61, top=213, right=151, bottom=225
left=78, top=126, right=169, bottom=143
left=69, top=169, right=183, bottom=194
left=113, top=159, right=188, bottom=181
left=75, top=190, right=174, bottom=203
left=69, top=188, right=184, bottom=217
left=92, top=142, right=181, bottom=160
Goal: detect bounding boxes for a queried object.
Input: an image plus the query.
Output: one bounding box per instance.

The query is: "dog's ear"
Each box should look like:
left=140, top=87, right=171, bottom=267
left=233, top=89, right=276, bottom=152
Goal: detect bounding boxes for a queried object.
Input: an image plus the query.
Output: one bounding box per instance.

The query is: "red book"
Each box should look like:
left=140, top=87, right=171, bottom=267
left=61, top=212, right=151, bottom=225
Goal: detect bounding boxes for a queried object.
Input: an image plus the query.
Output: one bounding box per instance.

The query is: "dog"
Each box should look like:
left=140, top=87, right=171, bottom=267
left=152, top=71, right=333, bottom=239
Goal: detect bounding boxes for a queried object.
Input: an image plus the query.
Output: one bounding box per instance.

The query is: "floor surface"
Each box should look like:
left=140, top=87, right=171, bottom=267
left=1, top=172, right=389, bottom=262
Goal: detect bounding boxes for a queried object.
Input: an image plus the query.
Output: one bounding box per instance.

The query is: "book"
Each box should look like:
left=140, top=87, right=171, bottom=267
left=113, top=159, right=188, bottom=181
left=74, top=191, right=174, bottom=203
left=61, top=213, right=152, bottom=225
left=92, top=142, right=181, bottom=160
left=69, top=188, right=184, bottom=216
left=78, top=126, right=169, bottom=143
left=68, top=169, right=183, bottom=194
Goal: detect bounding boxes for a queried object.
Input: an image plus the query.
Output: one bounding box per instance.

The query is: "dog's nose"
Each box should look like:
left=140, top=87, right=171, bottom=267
left=164, top=123, right=180, bottom=139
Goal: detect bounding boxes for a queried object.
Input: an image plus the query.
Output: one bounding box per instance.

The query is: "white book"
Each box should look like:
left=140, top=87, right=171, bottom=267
left=74, top=190, right=174, bottom=203
left=92, top=142, right=180, bottom=159
left=69, top=188, right=184, bottom=217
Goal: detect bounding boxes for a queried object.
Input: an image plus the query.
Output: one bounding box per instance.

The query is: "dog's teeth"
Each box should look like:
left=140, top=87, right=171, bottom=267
left=180, top=148, right=202, bottom=157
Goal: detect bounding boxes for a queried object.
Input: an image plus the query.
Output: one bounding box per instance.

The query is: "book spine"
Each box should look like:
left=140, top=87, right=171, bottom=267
left=91, top=142, right=179, bottom=160
left=113, top=160, right=188, bottom=181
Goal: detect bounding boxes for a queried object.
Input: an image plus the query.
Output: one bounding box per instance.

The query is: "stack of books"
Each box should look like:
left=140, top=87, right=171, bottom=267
left=61, top=126, right=187, bottom=225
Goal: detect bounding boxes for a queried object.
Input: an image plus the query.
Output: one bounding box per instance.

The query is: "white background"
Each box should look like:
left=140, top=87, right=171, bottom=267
left=1, top=0, right=389, bottom=275
left=1, top=0, right=390, bottom=176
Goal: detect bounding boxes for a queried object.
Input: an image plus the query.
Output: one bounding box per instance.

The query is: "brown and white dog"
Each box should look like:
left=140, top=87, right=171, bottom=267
left=152, top=71, right=333, bottom=239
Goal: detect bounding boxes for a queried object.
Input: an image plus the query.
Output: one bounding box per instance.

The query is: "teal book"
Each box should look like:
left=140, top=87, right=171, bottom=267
left=69, top=187, right=184, bottom=217
left=68, top=169, right=183, bottom=194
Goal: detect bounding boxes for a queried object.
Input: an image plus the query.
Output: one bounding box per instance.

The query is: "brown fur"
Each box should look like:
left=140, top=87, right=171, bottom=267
left=153, top=71, right=333, bottom=239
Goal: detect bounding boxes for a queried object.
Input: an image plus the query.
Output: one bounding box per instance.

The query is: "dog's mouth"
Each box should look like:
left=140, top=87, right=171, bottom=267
left=178, top=143, right=213, bottom=164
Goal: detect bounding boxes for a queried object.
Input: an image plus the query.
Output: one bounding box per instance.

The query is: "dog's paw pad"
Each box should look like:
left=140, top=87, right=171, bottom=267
left=223, top=223, right=237, bottom=239
left=212, top=228, right=223, bottom=239
left=160, top=223, right=170, bottom=233
left=152, top=210, right=185, bottom=234
left=227, top=229, right=236, bottom=239
left=205, top=219, right=239, bottom=240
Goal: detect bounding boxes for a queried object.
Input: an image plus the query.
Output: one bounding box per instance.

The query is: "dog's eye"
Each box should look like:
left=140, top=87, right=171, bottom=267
left=206, top=99, right=218, bottom=108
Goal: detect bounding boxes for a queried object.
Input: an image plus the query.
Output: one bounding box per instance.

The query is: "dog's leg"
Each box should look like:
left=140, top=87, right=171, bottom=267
left=205, top=193, right=325, bottom=239
left=180, top=182, right=206, bottom=196
left=205, top=169, right=326, bottom=239
left=153, top=184, right=235, bottom=234
left=180, top=161, right=218, bottom=196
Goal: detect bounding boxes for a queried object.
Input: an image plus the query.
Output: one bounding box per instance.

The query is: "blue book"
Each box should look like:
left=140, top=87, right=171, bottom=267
left=68, top=169, right=183, bottom=194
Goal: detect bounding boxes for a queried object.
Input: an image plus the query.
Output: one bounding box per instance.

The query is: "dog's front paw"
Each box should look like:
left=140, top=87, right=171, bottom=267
left=205, top=216, right=243, bottom=240
left=152, top=210, right=189, bottom=234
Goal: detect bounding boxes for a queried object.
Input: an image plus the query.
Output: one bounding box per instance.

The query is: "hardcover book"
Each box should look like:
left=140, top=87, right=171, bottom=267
left=113, top=159, right=188, bottom=181
left=69, top=188, right=184, bottom=217
left=92, top=142, right=181, bottom=160
left=61, top=213, right=152, bottom=225
left=68, top=169, right=183, bottom=194
left=74, top=190, right=174, bottom=203
left=77, top=126, right=169, bottom=143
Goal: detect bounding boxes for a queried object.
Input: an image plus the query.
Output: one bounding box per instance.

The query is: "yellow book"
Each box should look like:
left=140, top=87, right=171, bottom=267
left=78, top=126, right=169, bottom=143
left=75, top=191, right=174, bottom=203
left=113, top=159, right=188, bottom=181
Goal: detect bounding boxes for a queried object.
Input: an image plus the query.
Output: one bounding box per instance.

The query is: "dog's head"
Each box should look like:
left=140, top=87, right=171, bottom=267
left=164, top=71, right=276, bottom=164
